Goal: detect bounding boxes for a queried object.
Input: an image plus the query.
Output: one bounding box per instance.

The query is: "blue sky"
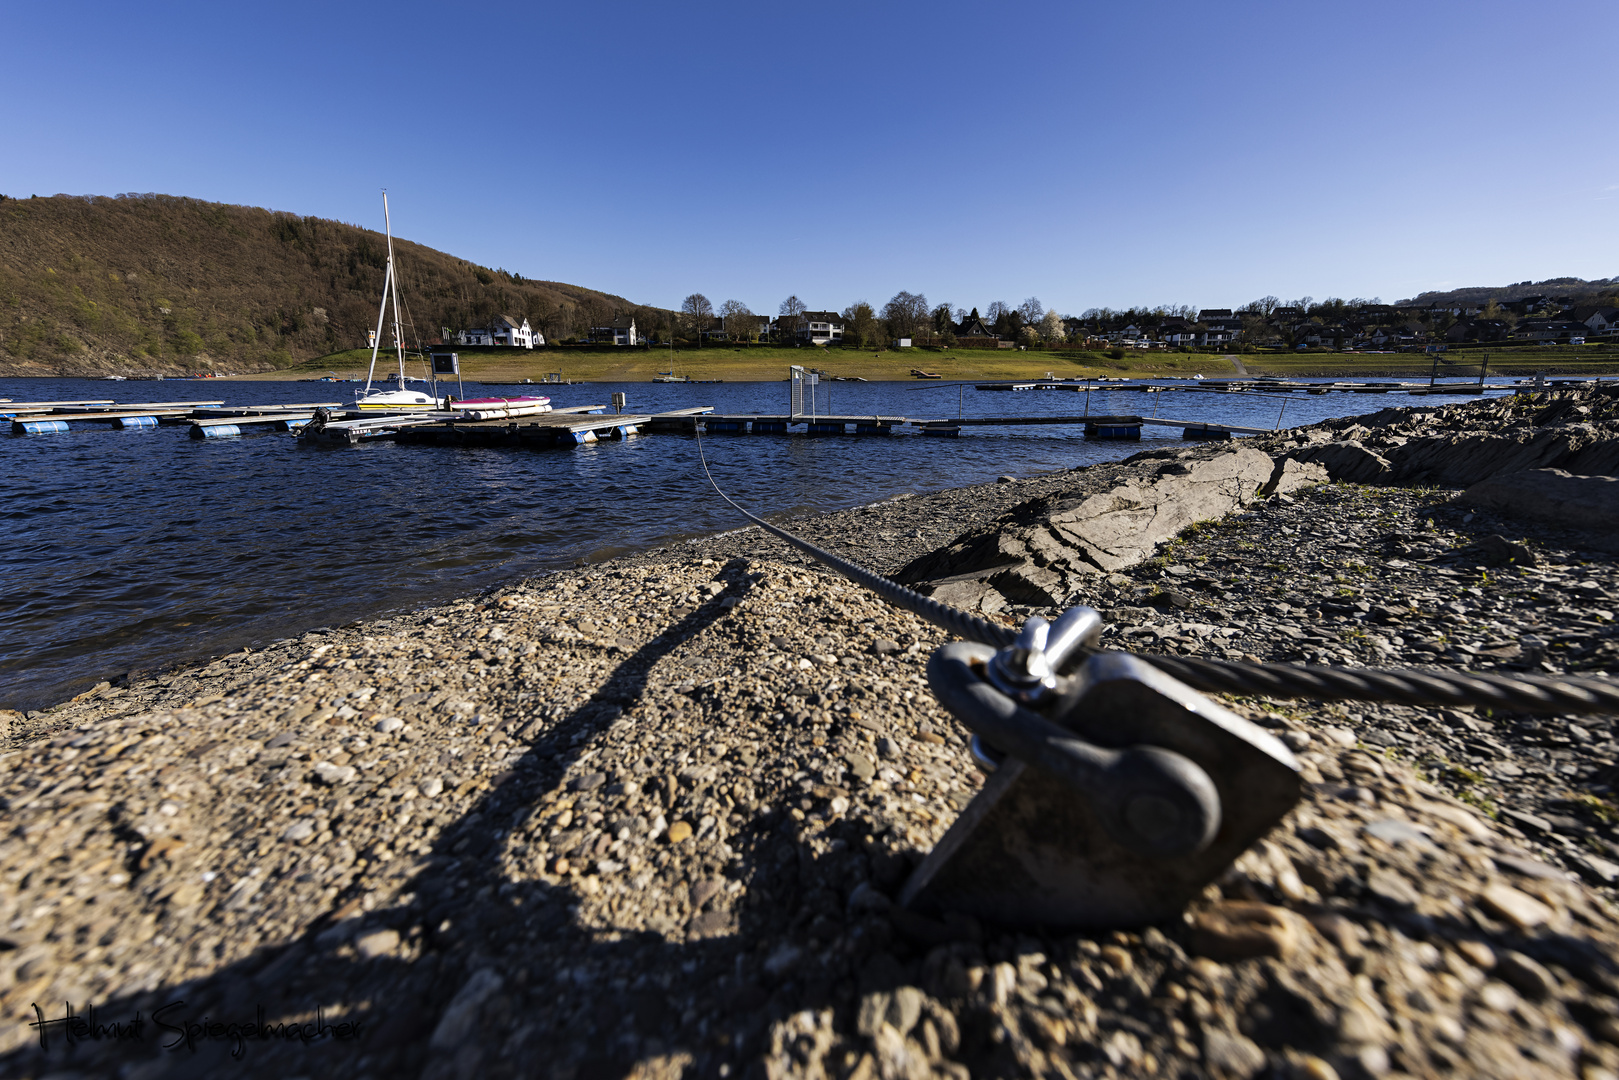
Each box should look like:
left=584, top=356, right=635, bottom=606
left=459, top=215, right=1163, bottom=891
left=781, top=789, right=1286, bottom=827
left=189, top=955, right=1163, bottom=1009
left=5, top=0, right=1617, bottom=315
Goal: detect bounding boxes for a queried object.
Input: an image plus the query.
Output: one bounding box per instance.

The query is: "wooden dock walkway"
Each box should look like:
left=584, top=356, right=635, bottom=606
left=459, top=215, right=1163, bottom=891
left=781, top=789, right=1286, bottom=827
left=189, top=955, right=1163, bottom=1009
left=391, top=410, right=654, bottom=448
left=647, top=411, right=1276, bottom=439
left=971, top=377, right=1507, bottom=396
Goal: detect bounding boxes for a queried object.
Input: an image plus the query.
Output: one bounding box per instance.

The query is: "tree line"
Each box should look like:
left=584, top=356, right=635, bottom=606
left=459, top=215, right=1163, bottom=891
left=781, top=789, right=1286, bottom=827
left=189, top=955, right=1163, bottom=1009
left=666, top=292, right=1074, bottom=348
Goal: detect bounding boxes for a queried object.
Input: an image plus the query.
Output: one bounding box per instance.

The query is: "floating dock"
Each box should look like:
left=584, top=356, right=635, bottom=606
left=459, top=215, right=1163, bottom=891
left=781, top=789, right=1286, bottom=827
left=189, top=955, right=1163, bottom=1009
left=5, top=373, right=1538, bottom=449
left=971, top=377, right=1507, bottom=395
left=6, top=400, right=346, bottom=435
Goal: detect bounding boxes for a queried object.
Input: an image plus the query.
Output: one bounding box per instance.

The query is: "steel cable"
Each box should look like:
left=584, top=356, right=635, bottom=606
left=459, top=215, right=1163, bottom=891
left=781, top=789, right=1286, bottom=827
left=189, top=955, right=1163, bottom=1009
left=694, top=428, right=1619, bottom=716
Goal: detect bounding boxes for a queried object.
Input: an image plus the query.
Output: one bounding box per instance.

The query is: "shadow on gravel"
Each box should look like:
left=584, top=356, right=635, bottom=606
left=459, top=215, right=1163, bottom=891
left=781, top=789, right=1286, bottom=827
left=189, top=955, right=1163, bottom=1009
left=3, top=562, right=944, bottom=1080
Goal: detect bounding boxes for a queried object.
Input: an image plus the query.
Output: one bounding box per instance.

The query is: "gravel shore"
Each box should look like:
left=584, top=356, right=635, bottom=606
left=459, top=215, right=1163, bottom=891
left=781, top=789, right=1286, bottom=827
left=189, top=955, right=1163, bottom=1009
left=4, top=389, right=1619, bottom=1080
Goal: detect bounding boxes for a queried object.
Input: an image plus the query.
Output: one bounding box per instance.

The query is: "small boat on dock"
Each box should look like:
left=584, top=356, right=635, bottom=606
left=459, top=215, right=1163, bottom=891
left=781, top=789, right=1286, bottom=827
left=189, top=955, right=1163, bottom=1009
left=452, top=395, right=553, bottom=420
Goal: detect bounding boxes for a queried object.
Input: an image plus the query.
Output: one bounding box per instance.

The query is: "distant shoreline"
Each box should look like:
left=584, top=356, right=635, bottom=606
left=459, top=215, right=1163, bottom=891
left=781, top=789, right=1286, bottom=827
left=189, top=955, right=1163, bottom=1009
left=9, top=342, right=1619, bottom=385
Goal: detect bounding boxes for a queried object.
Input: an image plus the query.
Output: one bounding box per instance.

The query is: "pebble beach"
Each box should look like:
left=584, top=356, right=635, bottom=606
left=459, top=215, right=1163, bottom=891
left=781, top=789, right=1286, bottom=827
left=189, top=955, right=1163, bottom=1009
left=3, top=387, right=1619, bottom=1080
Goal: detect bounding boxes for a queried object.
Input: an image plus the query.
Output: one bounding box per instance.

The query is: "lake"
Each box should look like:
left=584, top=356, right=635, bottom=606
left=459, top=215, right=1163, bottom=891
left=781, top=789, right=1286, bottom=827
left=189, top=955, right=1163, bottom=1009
left=0, top=374, right=1513, bottom=710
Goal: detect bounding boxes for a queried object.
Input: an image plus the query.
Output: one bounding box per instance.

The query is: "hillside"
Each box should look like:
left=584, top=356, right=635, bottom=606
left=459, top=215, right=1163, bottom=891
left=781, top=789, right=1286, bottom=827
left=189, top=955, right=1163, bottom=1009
left=0, top=193, right=659, bottom=375
left=1399, top=275, right=1619, bottom=307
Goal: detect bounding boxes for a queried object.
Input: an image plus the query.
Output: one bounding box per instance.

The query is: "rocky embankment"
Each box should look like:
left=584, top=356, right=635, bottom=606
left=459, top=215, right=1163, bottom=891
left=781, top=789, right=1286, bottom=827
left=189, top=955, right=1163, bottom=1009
left=3, top=388, right=1619, bottom=1080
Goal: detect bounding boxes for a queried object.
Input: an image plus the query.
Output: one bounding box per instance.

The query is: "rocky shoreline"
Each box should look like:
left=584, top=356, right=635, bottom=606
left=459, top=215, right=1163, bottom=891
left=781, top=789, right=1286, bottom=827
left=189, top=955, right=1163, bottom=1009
left=4, top=387, right=1619, bottom=1079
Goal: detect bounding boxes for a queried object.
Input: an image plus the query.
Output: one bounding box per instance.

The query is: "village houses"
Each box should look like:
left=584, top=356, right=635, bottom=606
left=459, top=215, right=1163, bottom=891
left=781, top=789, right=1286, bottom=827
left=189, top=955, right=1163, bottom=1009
left=456, top=314, right=541, bottom=348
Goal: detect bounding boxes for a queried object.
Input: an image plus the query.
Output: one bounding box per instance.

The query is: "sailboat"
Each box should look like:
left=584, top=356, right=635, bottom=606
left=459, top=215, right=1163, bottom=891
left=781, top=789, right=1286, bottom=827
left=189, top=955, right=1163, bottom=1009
left=355, top=193, right=443, bottom=411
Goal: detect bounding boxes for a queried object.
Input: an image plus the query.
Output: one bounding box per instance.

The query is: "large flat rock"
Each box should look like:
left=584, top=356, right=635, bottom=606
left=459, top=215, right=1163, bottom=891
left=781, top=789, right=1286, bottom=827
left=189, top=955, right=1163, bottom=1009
left=898, top=447, right=1314, bottom=609
left=1457, top=468, right=1619, bottom=539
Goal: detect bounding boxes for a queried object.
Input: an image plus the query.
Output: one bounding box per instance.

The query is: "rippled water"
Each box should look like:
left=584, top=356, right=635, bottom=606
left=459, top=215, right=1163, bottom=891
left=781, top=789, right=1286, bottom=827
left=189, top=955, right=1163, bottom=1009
left=0, top=375, right=1513, bottom=709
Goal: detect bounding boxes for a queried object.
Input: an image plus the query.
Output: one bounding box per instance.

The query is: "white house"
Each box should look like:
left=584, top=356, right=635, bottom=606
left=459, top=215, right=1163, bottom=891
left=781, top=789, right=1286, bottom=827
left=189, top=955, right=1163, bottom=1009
left=457, top=314, right=540, bottom=348
left=796, top=311, right=845, bottom=345
left=589, top=315, right=638, bottom=345
left=1584, top=308, right=1619, bottom=338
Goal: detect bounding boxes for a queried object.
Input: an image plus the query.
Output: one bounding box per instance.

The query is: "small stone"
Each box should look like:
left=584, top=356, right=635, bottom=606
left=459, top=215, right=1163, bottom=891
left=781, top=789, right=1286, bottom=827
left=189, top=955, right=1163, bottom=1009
left=1455, top=940, right=1495, bottom=969
left=1308, top=913, right=1362, bottom=958
left=1575, top=854, right=1619, bottom=885
left=666, top=821, right=693, bottom=843
left=374, top=717, right=403, bottom=734
left=419, top=777, right=444, bottom=798
left=845, top=753, right=876, bottom=782
left=1501, top=808, right=1552, bottom=835
left=430, top=969, right=504, bottom=1051
left=281, top=818, right=316, bottom=842
left=1281, top=731, right=1312, bottom=750
left=12, top=945, right=52, bottom=983
left=1362, top=819, right=1429, bottom=847
left=1479, top=981, right=1519, bottom=1012
left=1322, top=726, right=1357, bottom=747
left=848, top=882, right=891, bottom=913
left=996, top=474, right=1016, bottom=484
left=889, top=986, right=925, bottom=1036
left=872, top=639, right=901, bottom=655
left=763, top=943, right=802, bottom=978
left=1188, top=902, right=1300, bottom=962
left=1478, top=881, right=1554, bottom=932
left=856, top=991, right=891, bottom=1037
left=1100, top=945, right=1133, bottom=975
left=689, top=878, right=723, bottom=908
left=1293, top=1056, right=1340, bottom=1080
left=1494, top=950, right=1556, bottom=1000
left=355, top=929, right=399, bottom=959
left=313, top=762, right=358, bottom=786
left=687, top=910, right=728, bottom=937
left=1494, top=854, right=1565, bottom=880
left=1203, top=1029, right=1266, bottom=1078
left=1365, top=868, right=1420, bottom=909
left=991, top=962, right=1016, bottom=1006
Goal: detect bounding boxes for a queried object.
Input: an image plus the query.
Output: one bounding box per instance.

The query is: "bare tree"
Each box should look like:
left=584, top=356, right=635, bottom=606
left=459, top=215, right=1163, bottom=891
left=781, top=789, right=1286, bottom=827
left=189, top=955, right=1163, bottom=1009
left=842, top=301, right=879, bottom=349
left=718, top=299, right=753, bottom=342
left=779, top=295, right=805, bottom=318
left=882, top=291, right=929, bottom=340
left=1017, top=297, right=1045, bottom=325
left=681, top=293, right=714, bottom=342
left=985, top=300, right=1009, bottom=324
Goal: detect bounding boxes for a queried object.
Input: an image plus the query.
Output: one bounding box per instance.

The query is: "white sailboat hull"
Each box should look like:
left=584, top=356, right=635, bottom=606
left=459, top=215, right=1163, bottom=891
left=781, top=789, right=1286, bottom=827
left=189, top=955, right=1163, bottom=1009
left=355, top=389, right=442, bottom=410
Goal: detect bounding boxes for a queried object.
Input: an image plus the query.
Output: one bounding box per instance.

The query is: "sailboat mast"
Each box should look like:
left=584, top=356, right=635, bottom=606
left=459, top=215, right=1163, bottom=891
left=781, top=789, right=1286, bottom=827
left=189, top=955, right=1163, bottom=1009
left=363, top=250, right=393, bottom=395
left=383, top=193, right=408, bottom=390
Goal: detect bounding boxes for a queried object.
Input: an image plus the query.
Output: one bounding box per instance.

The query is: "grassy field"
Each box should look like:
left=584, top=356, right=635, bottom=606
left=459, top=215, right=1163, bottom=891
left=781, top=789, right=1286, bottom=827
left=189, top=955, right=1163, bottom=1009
left=230, top=343, right=1619, bottom=384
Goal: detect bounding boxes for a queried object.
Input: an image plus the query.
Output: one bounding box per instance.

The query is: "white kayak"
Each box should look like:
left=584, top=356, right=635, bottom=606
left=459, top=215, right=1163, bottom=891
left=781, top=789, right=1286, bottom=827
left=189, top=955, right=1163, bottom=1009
left=453, top=395, right=553, bottom=420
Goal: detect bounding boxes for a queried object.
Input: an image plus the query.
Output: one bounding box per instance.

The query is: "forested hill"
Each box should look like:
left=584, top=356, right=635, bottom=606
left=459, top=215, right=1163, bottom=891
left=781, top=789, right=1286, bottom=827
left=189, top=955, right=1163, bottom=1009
left=1399, top=276, right=1619, bottom=307
left=0, top=193, right=651, bottom=375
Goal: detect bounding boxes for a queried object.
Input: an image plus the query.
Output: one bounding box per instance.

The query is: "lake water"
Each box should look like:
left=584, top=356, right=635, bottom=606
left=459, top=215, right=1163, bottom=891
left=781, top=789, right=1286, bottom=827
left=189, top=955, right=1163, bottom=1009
left=0, top=374, right=1515, bottom=710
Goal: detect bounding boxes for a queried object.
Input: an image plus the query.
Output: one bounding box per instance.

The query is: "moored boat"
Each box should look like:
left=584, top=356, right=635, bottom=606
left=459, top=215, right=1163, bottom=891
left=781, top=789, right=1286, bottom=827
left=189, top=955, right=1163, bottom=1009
left=452, top=395, right=553, bottom=420
left=354, top=193, right=444, bottom=412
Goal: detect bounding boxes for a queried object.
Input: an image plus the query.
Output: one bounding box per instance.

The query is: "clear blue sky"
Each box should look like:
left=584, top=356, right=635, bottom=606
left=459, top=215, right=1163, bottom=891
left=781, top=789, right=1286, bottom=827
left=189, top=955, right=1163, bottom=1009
left=5, top=0, right=1616, bottom=315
